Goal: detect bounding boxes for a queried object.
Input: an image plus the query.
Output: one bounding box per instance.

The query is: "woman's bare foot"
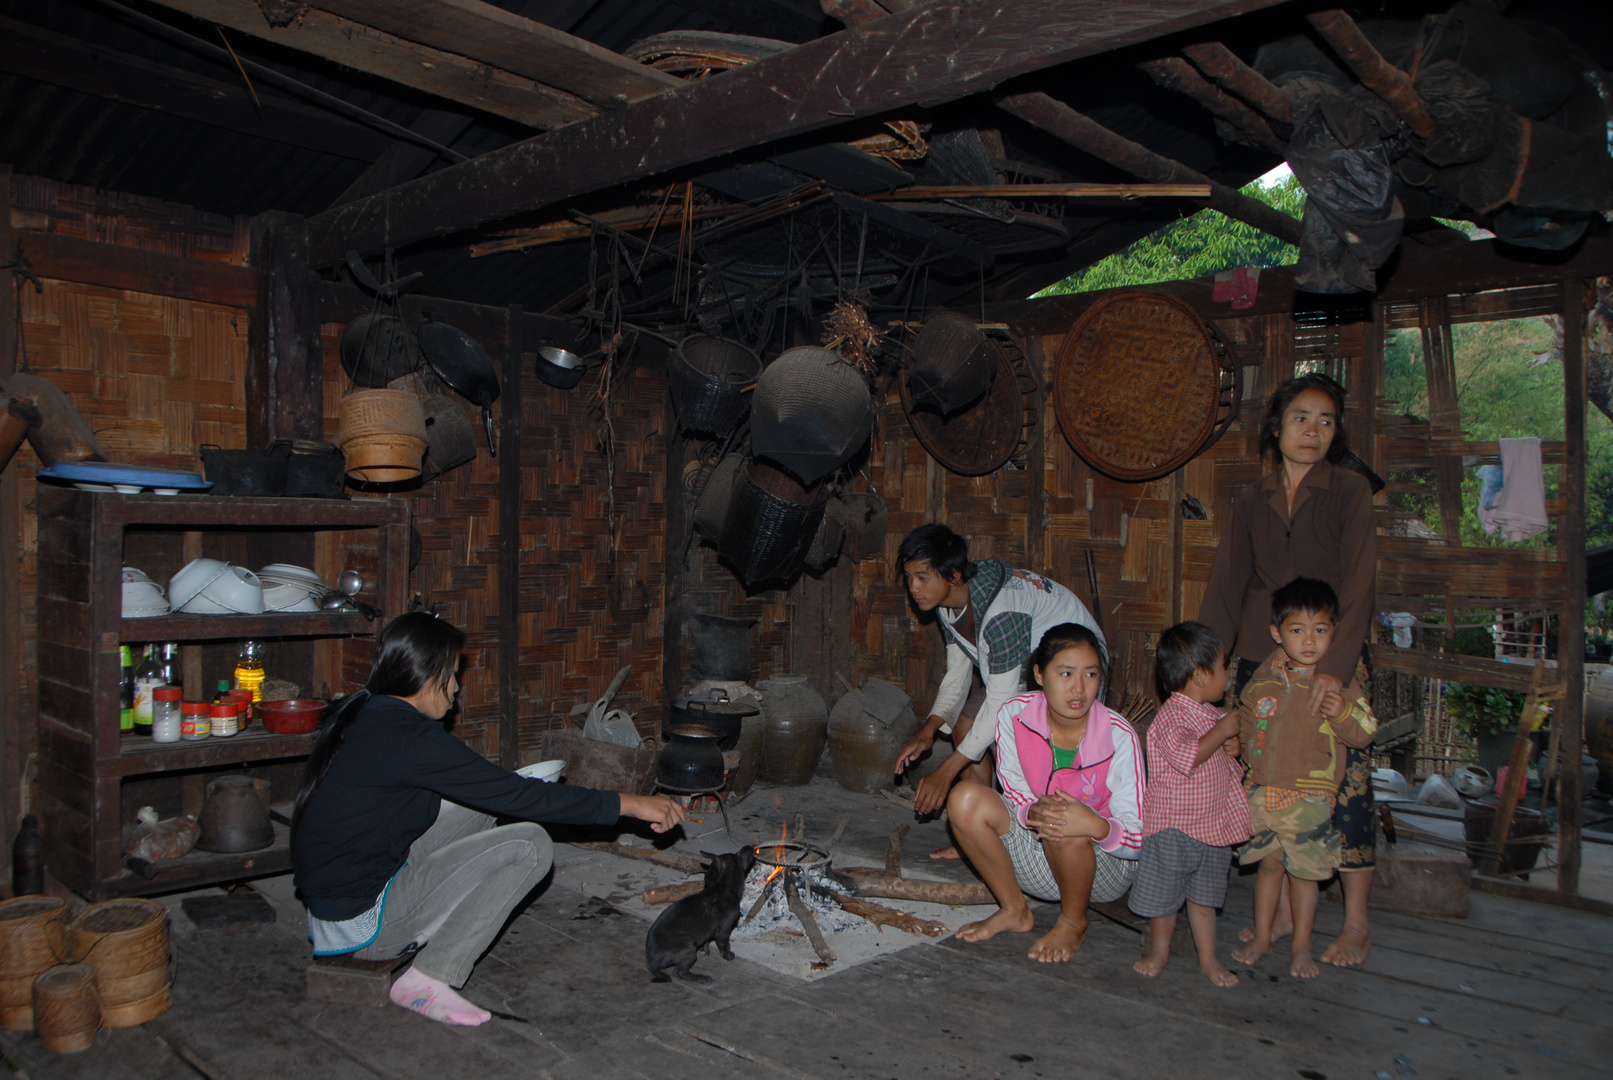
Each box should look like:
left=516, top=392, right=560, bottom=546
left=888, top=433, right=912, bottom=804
left=1027, top=915, right=1087, bottom=963
left=1133, top=945, right=1170, bottom=977
left=1289, top=947, right=1320, bottom=980
left=929, top=845, right=961, bottom=860
left=389, top=967, right=492, bottom=1026
left=1320, top=923, right=1370, bottom=967
left=1231, top=935, right=1272, bottom=966
left=955, top=905, right=1035, bottom=943
left=1198, top=959, right=1239, bottom=987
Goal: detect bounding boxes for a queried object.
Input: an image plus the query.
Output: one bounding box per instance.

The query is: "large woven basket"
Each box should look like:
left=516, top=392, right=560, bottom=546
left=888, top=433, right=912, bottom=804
left=907, top=311, right=998, bottom=416
left=1052, top=290, right=1239, bottom=482
left=751, top=346, right=873, bottom=485
left=669, top=334, right=760, bottom=436
left=0, top=895, right=70, bottom=1031
left=337, top=388, right=428, bottom=484
left=69, top=898, right=171, bottom=1028
left=693, top=452, right=746, bottom=541
left=719, top=456, right=827, bottom=586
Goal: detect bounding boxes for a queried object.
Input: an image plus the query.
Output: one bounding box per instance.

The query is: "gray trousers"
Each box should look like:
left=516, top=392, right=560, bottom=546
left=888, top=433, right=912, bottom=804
left=355, top=799, right=553, bottom=987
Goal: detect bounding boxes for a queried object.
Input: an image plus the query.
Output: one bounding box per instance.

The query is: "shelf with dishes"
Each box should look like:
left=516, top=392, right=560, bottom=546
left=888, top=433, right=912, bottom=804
left=120, top=611, right=371, bottom=641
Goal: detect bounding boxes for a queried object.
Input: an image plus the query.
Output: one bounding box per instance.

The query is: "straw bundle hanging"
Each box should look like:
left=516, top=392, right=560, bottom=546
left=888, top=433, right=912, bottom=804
left=0, top=895, right=70, bottom=1031
left=32, top=965, right=100, bottom=1055
left=68, top=899, right=171, bottom=1028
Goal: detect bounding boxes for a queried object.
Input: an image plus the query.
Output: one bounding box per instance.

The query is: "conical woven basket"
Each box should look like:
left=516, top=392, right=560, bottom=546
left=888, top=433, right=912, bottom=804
left=338, top=388, right=428, bottom=483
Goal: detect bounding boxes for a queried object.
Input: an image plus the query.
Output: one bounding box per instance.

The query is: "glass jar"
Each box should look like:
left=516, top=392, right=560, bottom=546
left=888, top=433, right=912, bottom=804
left=210, top=702, right=239, bottom=738
left=151, top=687, right=183, bottom=743
left=181, top=701, right=211, bottom=741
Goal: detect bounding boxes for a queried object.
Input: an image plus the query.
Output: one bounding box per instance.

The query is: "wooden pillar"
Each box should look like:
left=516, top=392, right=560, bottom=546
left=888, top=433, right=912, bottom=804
left=497, top=305, right=523, bottom=770
left=1558, top=277, right=1587, bottom=895
left=1024, top=336, right=1048, bottom=575
left=247, top=212, right=324, bottom=447
left=0, top=164, right=20, bottom=888
left=661, top=394, right=688, bottom=723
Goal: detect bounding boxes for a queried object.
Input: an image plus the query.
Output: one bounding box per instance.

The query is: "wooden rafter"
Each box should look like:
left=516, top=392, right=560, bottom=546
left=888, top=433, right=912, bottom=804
left=139, top=0, right=597, bottom=128
left=309, top=1, right=683, bottom=105
left=306, top=0, right=1292, bottom=264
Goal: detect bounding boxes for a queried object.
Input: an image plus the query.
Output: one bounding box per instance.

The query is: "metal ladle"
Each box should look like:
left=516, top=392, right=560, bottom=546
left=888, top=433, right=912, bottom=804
left=320, top=570, right=382, bottom=621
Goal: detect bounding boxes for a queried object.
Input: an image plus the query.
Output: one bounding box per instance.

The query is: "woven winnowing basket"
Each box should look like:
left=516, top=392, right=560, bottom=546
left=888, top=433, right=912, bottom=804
left=670, top=334, right=761, bottom=436
left=693, top=452, right=746, bottom=540
left=907, top=311, right=997, bottom=416
left=827, top=491, right=889, bottom=562
left=719, top=457, right=826, bottom=586
left=1053, top=290, right=1238, bottom=482
left=751, top=346, right=873, bottom=485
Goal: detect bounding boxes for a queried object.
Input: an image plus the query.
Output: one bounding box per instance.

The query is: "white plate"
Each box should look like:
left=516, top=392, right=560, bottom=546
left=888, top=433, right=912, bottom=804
left=516, top=760, right=565, bottom=783
left=258, top=563, right=325, bottom=588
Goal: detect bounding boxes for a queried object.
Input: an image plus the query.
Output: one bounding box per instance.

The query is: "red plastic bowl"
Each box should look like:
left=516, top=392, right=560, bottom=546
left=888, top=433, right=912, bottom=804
left=259, top=698, right=325, bottom=735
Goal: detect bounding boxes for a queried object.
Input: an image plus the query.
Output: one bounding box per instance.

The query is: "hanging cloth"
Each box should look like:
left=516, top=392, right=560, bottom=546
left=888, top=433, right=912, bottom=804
left=1479, top=437, right=1548, bottom=542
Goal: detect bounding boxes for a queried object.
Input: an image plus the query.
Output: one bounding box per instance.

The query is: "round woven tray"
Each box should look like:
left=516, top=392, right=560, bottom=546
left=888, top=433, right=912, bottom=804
left=1052, top=290, right=1239, bottom=482
left=899, top=336, right=1033, bottom=477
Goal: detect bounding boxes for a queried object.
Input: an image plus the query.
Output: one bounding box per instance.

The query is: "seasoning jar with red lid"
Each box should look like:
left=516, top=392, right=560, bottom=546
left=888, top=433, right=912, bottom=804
left=210, top=702, right=239, bottom=738
left=181, top=701, right=211, bottom=741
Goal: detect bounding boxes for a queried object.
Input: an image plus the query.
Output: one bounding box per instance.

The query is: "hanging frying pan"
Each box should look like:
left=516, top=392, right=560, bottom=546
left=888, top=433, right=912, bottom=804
left=417, top=312, right=501, bottom=456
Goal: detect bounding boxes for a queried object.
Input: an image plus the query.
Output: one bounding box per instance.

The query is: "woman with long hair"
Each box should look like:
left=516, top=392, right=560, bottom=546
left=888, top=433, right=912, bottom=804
left=291, top=612, right=683, bottom=1026
left=1199, top=372, right=1378, bottom=968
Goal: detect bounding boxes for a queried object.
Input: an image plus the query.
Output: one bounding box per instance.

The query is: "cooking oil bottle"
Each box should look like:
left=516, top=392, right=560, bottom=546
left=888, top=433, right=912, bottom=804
left=234, top=640, right=266, bottom=703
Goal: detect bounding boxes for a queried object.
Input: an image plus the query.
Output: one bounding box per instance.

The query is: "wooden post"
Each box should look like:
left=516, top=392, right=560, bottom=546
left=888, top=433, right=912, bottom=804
left=497, top=305, right=523, bottom=770
left=1025, top=336, right=1048, bottom=575
left=661, top=394, right=687, bottom=726
left=1479, top=661, right=1546, bottom=877
left=246, top=212, right=324, bottom=447
left=0, top=163, right=19, bottom=888
left=1558, top=277, right=1587, bottom=894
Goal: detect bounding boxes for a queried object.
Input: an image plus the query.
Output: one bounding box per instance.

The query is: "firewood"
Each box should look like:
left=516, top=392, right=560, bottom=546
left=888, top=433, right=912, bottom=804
left=568, top=841, right=707, bottom=874
left=884, top=824, right=909, bottom=875
left=640, top=881, right=704, bottom=906
left=834, top=867, right=994, bottom=906
left=784, top=875, right=836, bottom=964
left=828, top=893, right=948, bottom=937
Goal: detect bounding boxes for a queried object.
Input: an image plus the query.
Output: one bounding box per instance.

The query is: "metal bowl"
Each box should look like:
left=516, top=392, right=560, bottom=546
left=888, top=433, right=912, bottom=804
left=536, top=346, right=587, bottom=389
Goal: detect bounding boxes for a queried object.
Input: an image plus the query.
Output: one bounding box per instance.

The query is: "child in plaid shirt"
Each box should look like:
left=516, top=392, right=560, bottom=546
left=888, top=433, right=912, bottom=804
left=1130, top=621, right=1253, bottom=987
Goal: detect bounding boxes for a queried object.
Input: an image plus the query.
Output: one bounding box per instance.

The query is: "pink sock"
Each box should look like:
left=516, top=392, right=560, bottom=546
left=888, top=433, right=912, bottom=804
left=389, top=966, right=492, bottom=1027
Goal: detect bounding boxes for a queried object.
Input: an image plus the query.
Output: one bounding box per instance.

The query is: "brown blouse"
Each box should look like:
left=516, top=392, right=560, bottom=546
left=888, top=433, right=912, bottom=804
left=1199, top=461, right=1377, bottom=685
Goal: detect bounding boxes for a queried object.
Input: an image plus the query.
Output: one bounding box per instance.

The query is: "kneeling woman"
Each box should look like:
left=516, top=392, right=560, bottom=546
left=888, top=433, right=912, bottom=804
left=948, top=624, right=1144, bottom=962
left=292, top=613, right=683, bottom=1026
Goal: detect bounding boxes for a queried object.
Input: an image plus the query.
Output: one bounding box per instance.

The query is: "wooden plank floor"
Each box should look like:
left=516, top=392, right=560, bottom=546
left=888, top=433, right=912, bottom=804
left=3, top=812, right=1610, bottom=1078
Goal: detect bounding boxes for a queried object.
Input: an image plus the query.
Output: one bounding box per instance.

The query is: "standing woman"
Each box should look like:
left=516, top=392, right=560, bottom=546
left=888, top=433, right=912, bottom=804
left=1199, top=373, right=1377, bottom=967
left=292, top=613, right=684, bottom=1026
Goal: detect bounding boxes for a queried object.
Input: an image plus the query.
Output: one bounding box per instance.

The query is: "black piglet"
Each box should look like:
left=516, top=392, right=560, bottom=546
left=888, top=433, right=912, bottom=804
left=645, top=847, right=756, bottom=983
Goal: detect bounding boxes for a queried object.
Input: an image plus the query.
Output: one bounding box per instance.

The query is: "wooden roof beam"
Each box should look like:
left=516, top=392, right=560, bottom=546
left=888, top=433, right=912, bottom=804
left=308, top=1, right=684, bottom=105
left=306, top=0, right=1292, bottom=265
left=1138, top=57, right=1286, bottom=155
left=140, top=0, right=597, bottom=128
left=1306, top=8, right=1436, bottom=137
left=997, top=91, right=1301, bottom=245
left=1181, top=41, right=1292, bottom=125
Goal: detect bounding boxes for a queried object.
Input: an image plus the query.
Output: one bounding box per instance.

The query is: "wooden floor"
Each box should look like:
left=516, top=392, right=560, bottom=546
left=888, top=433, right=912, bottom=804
left=5, top=786, right=1611, bottom=1080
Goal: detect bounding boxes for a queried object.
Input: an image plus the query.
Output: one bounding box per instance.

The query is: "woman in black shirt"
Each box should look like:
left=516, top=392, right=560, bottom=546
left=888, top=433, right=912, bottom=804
left=292, top=612, right=682, bottom=1026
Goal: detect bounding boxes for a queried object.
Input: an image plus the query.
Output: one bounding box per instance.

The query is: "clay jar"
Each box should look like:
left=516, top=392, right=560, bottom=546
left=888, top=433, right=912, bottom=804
left=195, top=775, right=274, bottom=853
left=755, top=675, right=828, bottom=785
left=826, top=678, right=919, bottom=793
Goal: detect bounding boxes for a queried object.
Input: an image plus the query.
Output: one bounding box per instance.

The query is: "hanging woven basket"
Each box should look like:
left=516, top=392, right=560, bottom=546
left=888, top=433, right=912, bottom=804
left=752, top=346, right=873, bottom=485
left=907, top=311, right=998, bottom=416
left=669, top=334, right=761, bottom=436
left=719, top=456, right=827, bottom=587
left=337, top=388, right=428, bottom=484
left=693, top=452, right=746, bottom=541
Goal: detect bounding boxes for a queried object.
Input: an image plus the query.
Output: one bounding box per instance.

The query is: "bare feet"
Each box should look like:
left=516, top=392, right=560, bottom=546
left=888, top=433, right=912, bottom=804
left=1289, top=948, right=1320, bottom=980
left=1133, top=945, right=1170, bottom=977
left=389, top=966, right=492, bottom=1026
left=1198, top=959, right=1239, bottom=988
left=929, top=845, right=961, bottom=860
left=956, top=905, right=1035, bottom=943
left=1231, top=935, right=1272, bottom=966
left=1238, top=912, right=1292, bottom=943
left=1027, top=915, right=1087, bottom=963
left=1320, top=923, right=1370, bottom=967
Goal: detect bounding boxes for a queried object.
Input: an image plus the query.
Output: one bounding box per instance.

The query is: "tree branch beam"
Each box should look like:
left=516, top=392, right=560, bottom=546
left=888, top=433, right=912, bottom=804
left=306, top=0, right=1292, bottom=264
left=997, top=90, right=1302, bottom=246
left=1181, top=41, right=1292, bottom=124
left=1138, top=56, right=1286, bottom=155
left=1306, top=8, right=1436, bottom=137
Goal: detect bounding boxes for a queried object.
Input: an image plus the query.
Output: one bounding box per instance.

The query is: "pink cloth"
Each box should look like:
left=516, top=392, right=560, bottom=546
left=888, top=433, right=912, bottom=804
left=1479, top=437, right=1548, bottom=542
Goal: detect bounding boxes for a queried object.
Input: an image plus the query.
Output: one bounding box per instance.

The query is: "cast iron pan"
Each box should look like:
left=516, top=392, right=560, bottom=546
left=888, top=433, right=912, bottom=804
left=418, top=312, right=501, bottom=456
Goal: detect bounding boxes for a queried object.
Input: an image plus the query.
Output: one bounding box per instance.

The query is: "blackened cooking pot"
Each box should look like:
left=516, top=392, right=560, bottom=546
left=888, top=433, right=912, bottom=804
left=666, top=697, right=757, bottom=751
left=656, top=725, right=726, bottom=793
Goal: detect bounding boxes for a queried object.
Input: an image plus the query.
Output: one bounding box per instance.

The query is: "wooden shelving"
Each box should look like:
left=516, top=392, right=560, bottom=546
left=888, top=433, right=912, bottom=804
left=36, top=488, right=409, bottom=899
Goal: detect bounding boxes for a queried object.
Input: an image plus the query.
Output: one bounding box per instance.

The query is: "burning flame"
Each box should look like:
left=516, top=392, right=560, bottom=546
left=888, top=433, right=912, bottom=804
left=762, top=821, right=788, bottom=885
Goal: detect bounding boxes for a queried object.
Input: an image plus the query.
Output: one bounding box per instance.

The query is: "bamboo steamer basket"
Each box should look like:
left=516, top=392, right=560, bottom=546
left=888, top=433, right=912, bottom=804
left=32, top=965, right=100, bottom=1054
left=68, top=899, right=171, bottom=1028
left=337, top=388, right=428, bottom=483
left=0, top=895, right=71, bottom=1031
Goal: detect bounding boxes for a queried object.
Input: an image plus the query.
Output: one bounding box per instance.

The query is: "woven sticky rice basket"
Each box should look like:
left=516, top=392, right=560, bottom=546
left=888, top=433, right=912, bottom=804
left=0, top=895, right=70, bottom=1031
left=69, top=898, right=171, bottom=1028
left=337, top=388, right=428, bottom=483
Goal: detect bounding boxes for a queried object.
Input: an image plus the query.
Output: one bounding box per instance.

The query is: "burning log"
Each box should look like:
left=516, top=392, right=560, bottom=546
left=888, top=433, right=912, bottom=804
left=827, top=893, right=949, bottom=937
left=785, top=875, right=837, bottom=964
left=641, top=881, right=704, bottom=906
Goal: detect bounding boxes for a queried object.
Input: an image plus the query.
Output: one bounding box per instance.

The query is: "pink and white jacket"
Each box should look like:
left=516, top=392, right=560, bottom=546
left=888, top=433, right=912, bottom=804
left=995, top=692, right=1145, bottom=859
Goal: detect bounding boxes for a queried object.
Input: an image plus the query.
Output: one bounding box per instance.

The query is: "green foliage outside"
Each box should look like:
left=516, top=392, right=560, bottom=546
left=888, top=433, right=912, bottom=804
left=1035, top=176, right=1304, bottom=296
left=1443, top=682, right=1527, bottom=737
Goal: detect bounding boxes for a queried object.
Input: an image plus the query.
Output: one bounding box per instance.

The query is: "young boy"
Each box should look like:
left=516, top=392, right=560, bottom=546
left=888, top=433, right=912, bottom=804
left=1230, top=578, right=1377, bottom=979
left=1130, top=622, right=1253, bottom=987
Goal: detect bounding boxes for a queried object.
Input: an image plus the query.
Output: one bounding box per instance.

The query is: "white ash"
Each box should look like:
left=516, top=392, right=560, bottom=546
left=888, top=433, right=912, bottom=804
left=731, top=864, right=863, bottom=938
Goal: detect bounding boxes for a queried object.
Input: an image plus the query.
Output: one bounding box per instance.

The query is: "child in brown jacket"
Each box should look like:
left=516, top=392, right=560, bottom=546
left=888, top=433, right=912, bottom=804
left=1231, top=578, right=1376, bottom=979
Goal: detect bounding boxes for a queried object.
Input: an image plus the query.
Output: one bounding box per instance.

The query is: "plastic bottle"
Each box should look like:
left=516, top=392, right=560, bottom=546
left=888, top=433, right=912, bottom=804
left=151, top=687, right=183, bottom=743
left=132, top=645, right=166, bottom=737
left=11, top=814, right=41, bottom=897
left=234, top=640, right=265, bottom=703
left=214, top=679, right=232, bottom=702
left=156, top=642, right=182, bottom=688
left=119, top=645, right=135, bottom=733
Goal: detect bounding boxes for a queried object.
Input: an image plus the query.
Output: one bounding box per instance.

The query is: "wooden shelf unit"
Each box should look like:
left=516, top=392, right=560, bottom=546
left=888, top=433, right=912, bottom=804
left=36, top=489, right=410, bottom=899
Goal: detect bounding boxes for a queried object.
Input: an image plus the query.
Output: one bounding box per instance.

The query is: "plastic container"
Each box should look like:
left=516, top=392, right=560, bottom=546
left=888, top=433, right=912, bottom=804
left=259, top=699, right=324, bottom=735
left=151, top=688, right=182, bottom=744
left=180, top=702, right=210, bottom=741
left=209, top=703, right=238, bottom=738
left=234, top=641, right=265, bottom=703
